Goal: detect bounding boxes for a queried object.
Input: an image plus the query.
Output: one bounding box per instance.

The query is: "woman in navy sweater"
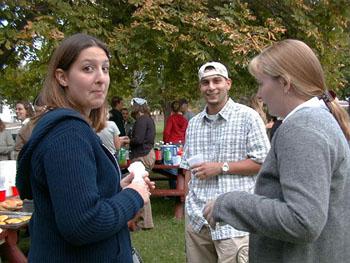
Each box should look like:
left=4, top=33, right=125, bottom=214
left=16, top=33, right=153, bottom=262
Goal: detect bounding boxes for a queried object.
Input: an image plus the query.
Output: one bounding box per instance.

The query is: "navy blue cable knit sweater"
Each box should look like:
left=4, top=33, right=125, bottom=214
left=16, top=108, right=143, bottom=262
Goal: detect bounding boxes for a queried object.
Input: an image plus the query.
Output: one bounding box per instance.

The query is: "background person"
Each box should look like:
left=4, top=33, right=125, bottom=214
left=109, top=96, right=126, bottom=136
left=179, top=98, right=195, bottom=121
left=268, top=116, right=283, bottom=140
left=204, top=39, right=350, bottom=263
left=121, top=107, right=134, bottom=137
left=0, top=118, right=15, bottom=160
left=98, top=110, right=129, bottom=157
left=16, top=33, right=154, bottom=262
left=180, top=61, right=270, bottom=263
left=163, top=100, right=188, bottom=145
left=15, top=100, right=35, bottom=126
left=14, top=94, right=47, bottom=158
left=162, top=99, right=188, bottom=189
left=129, top=98, right=156, bottom=230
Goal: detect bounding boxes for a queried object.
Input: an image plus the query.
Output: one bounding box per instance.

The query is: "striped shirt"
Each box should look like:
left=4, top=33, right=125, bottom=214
left=180, top=98, right=270, bottom=240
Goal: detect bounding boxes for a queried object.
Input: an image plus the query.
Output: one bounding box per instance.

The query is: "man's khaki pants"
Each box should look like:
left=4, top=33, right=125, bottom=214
left=186, top=223, right=249, bottom=263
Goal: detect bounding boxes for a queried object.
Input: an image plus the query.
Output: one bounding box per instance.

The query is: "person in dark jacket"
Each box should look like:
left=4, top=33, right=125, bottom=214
left=109, top=96, right=126, bottom=136
left=16, top=33, right=154, bottom=263
left=129, top=97, right=155, bottom=229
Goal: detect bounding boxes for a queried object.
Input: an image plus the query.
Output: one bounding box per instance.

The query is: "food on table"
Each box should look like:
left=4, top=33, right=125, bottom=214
left=0, top=199, right=23, bottom=210
left=0, top=214, right=31, bottom=226
left=20, top=216, right=31, bottom=221
left=0, top=215, right=9, bottom=222
left=5, top=218, right=23, bottom=224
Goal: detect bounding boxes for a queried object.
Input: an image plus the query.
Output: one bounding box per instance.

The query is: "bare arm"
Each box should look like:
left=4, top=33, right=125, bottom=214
left=113, top=135, right=122, bottom=151
left=184, top=169, right=191, bottom=195
left=191, top=158, right=261, bottom=180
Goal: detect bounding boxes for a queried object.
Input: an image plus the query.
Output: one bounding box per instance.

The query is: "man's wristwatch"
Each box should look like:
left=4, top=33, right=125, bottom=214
left=221, top=162, right=229, bottom=174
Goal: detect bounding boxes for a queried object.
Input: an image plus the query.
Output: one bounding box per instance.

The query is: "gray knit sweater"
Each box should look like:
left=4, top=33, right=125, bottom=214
left=213, top=106, right=350, bottom=263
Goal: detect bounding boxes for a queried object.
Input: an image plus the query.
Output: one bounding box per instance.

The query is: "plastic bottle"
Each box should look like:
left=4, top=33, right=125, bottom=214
left=118, top=147, right=127, bottom=166
left=177, top=141, right=183, bottom=156
left=154, top=143, right=162, bottom=164
left=163, top=147, right=173, bottom=165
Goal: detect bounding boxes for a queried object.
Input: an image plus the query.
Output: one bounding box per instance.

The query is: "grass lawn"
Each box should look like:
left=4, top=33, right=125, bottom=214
left=131, top=197, right=186, bottom=262
left=16, top=196, right=185, bottom=263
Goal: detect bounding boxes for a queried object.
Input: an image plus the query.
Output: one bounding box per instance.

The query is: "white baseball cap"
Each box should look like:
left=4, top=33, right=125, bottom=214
left=198, top=62, right=229, bottom=80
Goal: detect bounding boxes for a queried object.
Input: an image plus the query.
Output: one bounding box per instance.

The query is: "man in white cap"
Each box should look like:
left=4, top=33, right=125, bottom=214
left=180, top=62, right=270, bottom=262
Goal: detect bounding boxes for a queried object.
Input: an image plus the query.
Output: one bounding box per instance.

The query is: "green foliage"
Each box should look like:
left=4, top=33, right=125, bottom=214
left=246, top=0, right=350, bottom=96
left=1, top=0, right=349, bottom=109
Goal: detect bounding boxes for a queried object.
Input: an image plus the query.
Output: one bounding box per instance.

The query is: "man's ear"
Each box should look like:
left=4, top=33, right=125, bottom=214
left=226, top=78, right=232, bottom=91
left=55, top=69, right=68, bottom=87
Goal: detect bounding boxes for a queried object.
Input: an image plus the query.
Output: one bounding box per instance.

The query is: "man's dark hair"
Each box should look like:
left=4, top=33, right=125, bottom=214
left=179, top=98, right=188, bottom=106
left=111, top=96, right=123, bottom=108
left=171, top=100, right=181, bottom=113
left=204, top=65, right=215, bottom=71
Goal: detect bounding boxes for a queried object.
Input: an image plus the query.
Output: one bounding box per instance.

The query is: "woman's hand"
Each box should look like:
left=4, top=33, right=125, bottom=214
left=203, top=200, right=217, bottom=228
left=144, top=173, right=155, bottom=191
left=121, top=171, right=155, bottom=204
left=120, top=172, right=134, bottom=189
left=125, top=182, right=151, bottom=204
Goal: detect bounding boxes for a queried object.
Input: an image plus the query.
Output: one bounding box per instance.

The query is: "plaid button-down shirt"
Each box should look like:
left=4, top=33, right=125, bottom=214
left=180, top=98, right=270, bottom=240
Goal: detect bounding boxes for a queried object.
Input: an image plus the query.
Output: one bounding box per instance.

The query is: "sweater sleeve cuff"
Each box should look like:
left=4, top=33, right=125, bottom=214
left=113, top=188, right=144, bottom=220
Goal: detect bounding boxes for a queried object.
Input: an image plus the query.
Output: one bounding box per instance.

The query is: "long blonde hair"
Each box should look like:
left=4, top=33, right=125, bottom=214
left=249, top=39, right=350, bottom=140
left=39, top=33, right=109, bottom=132
left=249, top=94, right=267, bottom=124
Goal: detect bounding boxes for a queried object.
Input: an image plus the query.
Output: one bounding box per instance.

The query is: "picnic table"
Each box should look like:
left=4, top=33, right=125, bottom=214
left=0, top=227, right=27, bottom=263
left=120, top=163, right=187, bottom=219
left=0, top=199, right=33, bottom=263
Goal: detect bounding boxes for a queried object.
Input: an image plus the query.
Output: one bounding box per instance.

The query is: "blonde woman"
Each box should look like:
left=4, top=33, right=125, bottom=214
left=204, top=39, right=350, bottom=262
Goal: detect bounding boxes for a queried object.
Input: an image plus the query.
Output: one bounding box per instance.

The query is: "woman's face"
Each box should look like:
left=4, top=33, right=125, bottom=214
left=256, top=72, right=285, bottom=117
left=15, top=103, right=28, bottom=121
left=55, top=46, right=110, bottom=116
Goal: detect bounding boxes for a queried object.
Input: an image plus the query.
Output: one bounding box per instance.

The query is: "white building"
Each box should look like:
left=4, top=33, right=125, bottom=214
left=0, top=101, right=16, bottom=123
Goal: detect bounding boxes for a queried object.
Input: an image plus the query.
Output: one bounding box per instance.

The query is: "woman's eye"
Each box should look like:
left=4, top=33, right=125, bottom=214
left=83, top=65, right=94, bottom=72
left=102, top=66, right=109, bottom=73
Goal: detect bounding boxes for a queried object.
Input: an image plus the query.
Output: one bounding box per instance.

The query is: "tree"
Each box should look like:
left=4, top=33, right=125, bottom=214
left=246, top=0, right=350, bottom=97
left=1, top=0, right=349, bottom=113
left=109, top=0, right=285, bottom=116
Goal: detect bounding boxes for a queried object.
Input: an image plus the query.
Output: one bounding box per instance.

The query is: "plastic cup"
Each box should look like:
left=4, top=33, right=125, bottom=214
left=0, top=190, right=6, bottom=202
left=187, top=154, right=204, bottom=168
left=11, top=186, right=19, bottom=197
left=172, top=155, right=182, bottom=166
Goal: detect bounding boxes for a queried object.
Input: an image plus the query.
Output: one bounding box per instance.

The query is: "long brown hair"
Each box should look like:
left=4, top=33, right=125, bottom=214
left=39, top=33, right=110, bottom=131
left=16, top=100, right=35, bottom=119
left=249, top=39, right=350, bottom=140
